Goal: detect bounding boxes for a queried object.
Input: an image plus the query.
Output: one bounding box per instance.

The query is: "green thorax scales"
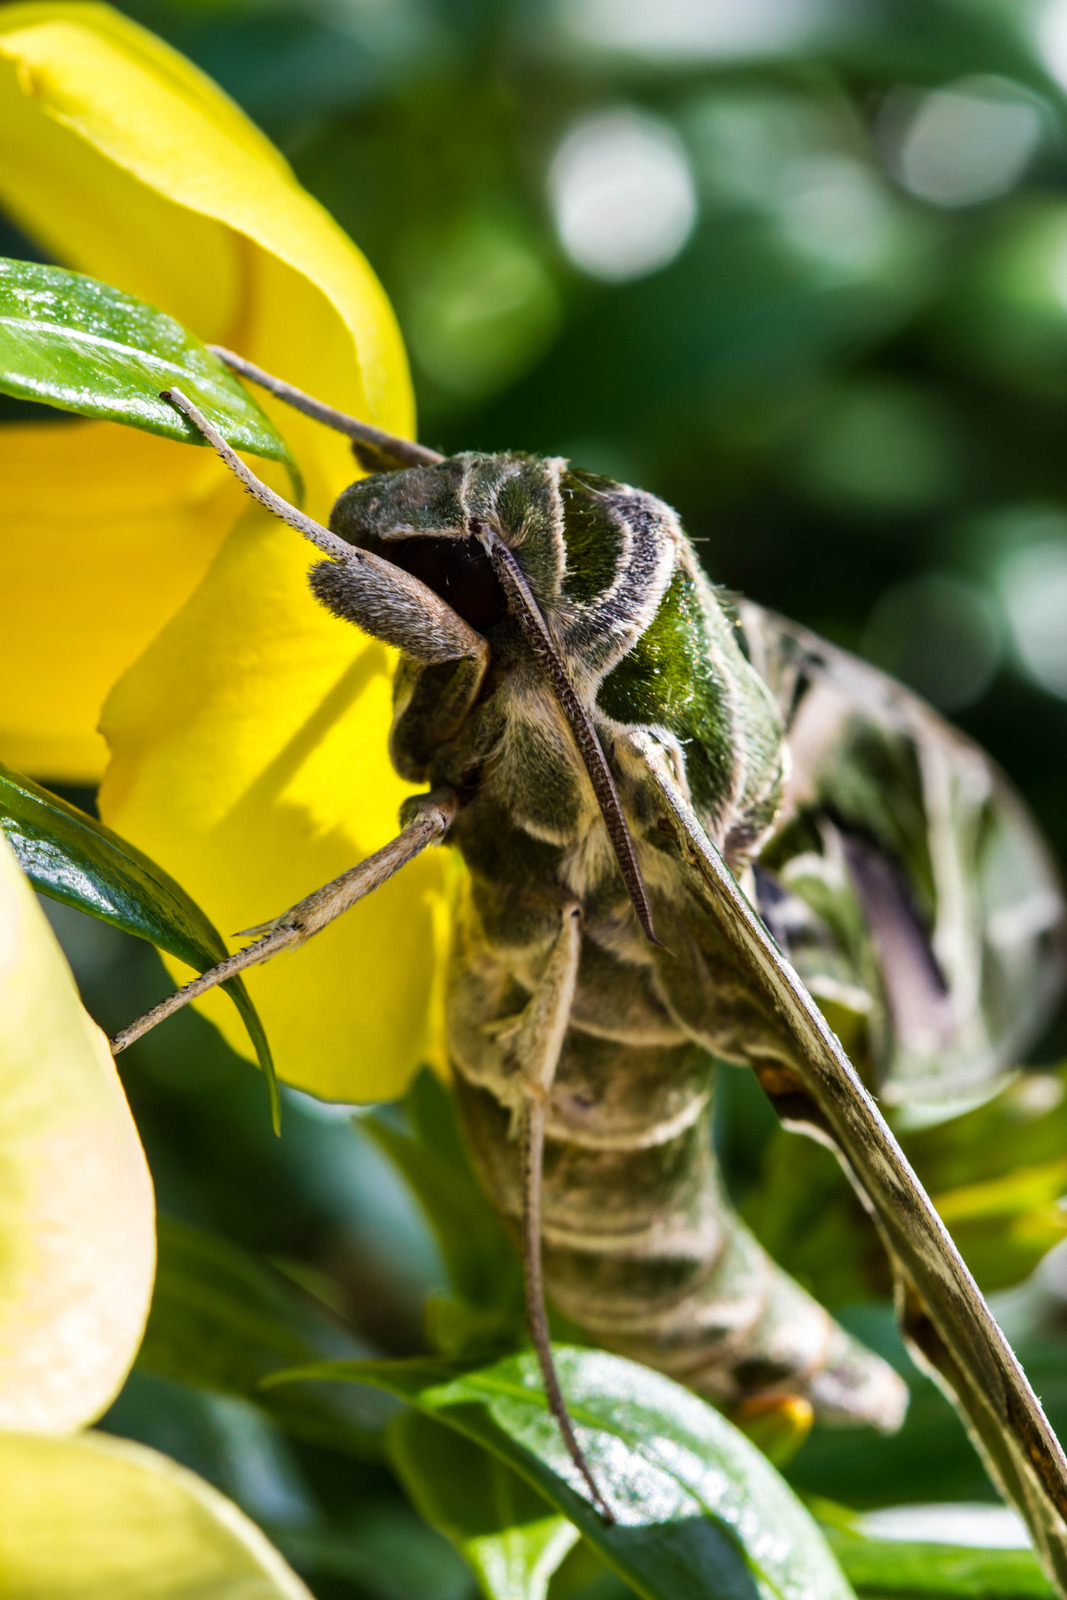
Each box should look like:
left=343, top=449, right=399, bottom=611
left=329, top=450, right=787, bottom=931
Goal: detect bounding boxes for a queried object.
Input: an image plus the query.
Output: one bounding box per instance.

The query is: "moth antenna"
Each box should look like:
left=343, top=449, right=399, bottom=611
left=484, top=537, right=661, bottom=947
left=207, top=346, right=443, bottom=471
left=109, top=791, right=455, bottom=1054
left=161, top=386, right=355, bottom=562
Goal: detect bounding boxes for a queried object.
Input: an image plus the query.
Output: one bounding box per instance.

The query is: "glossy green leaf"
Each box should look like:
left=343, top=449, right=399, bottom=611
left=825, top=1526, right=1053, bottom=1598
left=268, top=1346, right=857, bottom=1600
left=0, top=256, right=297, bottom=473
left=139, top=1214, right=397, bottom=1456
left=389, top=1409, right=579, bottom=1600
left=0, top=761, right=278, bottom=1128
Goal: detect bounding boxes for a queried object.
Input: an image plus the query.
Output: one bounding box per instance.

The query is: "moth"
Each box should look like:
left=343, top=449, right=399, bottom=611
left=112, top=349, right=1067, bottom=1581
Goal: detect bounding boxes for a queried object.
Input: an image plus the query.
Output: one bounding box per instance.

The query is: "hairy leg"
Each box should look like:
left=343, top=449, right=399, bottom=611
left=110, top=789, right=455, bottom=1053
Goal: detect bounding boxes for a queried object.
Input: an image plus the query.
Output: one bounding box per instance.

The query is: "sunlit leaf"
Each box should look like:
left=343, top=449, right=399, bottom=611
left=389, top=1410, right=579, bottom=1600
left=0, top=257, right=298, bottom=473
left=0, top=760, right=278, bottom=1127
left=825, top=1524, right=1053, bottom=1598
left=268, top=1346, right=857, bottom=1600
left=0, top=831, right=154, bottom=1431
left=930, top=1160, right=1067, bottom=1292
left=0, top=1430, right=312, bottom=1597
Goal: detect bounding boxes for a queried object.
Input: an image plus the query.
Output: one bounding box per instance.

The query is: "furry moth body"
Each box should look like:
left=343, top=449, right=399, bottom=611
left=133, top=378, right=1067, bottom=1583
left=319, top=450, right=1062, bottom=1424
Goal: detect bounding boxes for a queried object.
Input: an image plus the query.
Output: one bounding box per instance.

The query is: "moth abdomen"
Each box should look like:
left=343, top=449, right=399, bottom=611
left=448, top=906, right=907, bottom=1430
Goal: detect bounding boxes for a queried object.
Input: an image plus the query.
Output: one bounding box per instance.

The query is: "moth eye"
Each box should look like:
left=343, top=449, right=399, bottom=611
left=385, top=533, right=506, bottom=631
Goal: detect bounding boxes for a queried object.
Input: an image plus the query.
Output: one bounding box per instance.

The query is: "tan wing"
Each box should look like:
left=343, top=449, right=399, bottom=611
left=627, top=727, right=1067, bottom=1594
left=740, top=603, right=1066, bottom=1107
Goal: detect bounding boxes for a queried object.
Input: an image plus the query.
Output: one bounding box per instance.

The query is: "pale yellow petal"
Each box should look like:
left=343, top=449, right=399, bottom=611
left=99, top=505, right=445, bottom=1104
left=0, top=1430, right=312, bottom=1598
left=0, top=831, right=155, bottom=1431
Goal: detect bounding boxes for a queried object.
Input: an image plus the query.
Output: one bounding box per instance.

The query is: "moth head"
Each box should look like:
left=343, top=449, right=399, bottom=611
left=329, top=451, right=575, bottom=630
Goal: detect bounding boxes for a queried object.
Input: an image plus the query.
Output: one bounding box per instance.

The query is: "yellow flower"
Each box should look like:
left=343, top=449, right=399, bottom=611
left=0, top=2, right=444, bottom=1100
left=0, top=831, right=154, bottom=1432
left=0, top=1434, right=313, bottom=1597
left=0, top=835, right=310, bottom=1596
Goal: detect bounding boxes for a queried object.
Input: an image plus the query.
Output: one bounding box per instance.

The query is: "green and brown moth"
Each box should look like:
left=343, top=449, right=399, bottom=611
left=111, top=350, right=1067, bottom=1579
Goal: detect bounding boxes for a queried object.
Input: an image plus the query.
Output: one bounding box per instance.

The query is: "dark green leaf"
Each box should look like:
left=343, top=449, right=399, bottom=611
left=277, top=1500, right=474, bottom=1600
left=365, top=1071, right=524, bottom=1346
left=825, top=1526, right=1053, bottom=1598
left=389, top=1409, right=579, bottom=1600
left=139, top=1214, right=397, bottom=1458
left=741, top=1126, right=880, bottom=1309
left=0, top=257, right=298, bottom=481
left=268, top=1347, right=858, bottom=1600
left=0, top=762, right=278, bottom=1127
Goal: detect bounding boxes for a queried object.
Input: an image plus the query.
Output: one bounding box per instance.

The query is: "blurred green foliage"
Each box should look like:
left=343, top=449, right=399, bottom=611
left=17, top=0, right=1067, bottom=1593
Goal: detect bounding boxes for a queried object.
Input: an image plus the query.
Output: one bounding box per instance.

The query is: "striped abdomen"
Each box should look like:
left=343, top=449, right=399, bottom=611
left=445, top=880, right=907, bottom=1431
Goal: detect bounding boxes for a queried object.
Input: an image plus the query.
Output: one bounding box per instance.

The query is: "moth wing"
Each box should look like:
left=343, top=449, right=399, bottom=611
left=626, top=728, right=1067, bottom=1587
left=739, top=602, right=1066, bottom=1108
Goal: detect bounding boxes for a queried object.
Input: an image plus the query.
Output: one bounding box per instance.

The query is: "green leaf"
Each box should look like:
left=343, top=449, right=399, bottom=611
left=824, top=1526, right=1054, bottom=1598
left=389, top=1410, right=579, bottom=1600
left=900, top=1070, right=1067, bottom=1194
left=0, top=256, right=298, bottom=481
left=267, top=1346, right=858, bottom=1600
left=0, top=761, right=278, bottom=1129
left=741, top=1126, right=879, bottom=1309
left=278, top=1500, right=474, bottom=1600
left=366, top=1071, right=522, bottom=1321
left=139, top=1215, right=397, bottom=1457
left=929, top=1159, right=1067, bottom=1293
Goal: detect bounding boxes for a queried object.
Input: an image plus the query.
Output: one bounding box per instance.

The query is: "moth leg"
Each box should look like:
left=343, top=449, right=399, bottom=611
left=109, top=789, right=455, bottom=1055
left=507, top=904, right=614, bottom=1522
left=207, top=345, right=443, bottom=471
left=161, top=388, right=488, bottom=681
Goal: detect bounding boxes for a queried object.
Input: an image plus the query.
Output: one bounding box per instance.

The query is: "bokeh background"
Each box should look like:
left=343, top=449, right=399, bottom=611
left=10, top=0, right=1067, bottom=1593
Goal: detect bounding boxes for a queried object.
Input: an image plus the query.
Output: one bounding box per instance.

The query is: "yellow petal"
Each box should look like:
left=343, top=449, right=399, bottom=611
left=0, top=1, right=414, bottom=775
left=0, top=830, right=155, bottom=1431
left=0, top=1430, right=312, bottom=1598
left=0, top=420, right=244, bottom=780
left=99, top=505, right=445, bottom=1104
left=0, top=2, right=411, bottom=457
left=0, top=4, right=436, bottom=1090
